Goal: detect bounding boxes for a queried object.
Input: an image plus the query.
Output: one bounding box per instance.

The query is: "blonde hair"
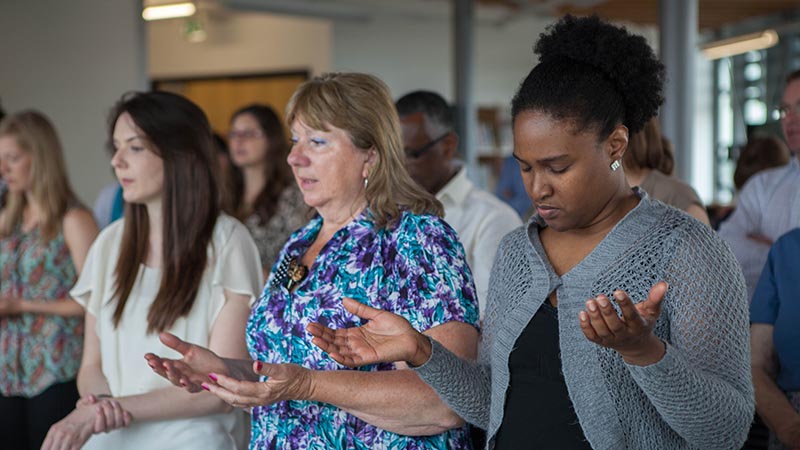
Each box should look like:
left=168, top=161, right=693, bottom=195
left=0, top=110, right=77, bottom=240
left=286, top=72, right=443, bottom=227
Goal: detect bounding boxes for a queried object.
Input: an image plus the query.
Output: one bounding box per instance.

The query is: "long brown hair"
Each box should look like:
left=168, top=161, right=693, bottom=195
left=286, top=73, right=443, bottom=227
left=0, top=110, right=78, bottom=240
left=108, top=92, right=220, bottom=333
left=624, top=117, right=674, bottom=176
left=733, top=136, right=790, bottom=190
left=229, top=104, right=294, bottom=224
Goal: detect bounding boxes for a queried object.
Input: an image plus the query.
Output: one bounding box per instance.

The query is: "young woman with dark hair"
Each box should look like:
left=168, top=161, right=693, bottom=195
left=42, top=91, right=262, bottom=450
left=227, top=104, right=309, bottom=273
left=309, top=15, right=754, bottom=450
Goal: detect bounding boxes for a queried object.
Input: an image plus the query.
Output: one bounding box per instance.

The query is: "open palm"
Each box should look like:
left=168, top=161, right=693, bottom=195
left=144, top=333, right=229, bottom=392
left=307, top=297, right=422, bottom=367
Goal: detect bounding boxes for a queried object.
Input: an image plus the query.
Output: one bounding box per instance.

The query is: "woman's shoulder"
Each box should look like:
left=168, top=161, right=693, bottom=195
left=388, top=210, right=456, bottom=239
left=91, top=217, right=125, bottom=246
left=62, top=206, right=97, bottom=236
left=647, top=203, right=731, bottom=264
left=212, top=214, right=253, bottom=245
left=645, top=171, right=700, bottom=205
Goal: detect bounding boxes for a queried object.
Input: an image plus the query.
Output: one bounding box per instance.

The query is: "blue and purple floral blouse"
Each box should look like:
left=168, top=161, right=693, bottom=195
left=246, top=209, right=479, bottom=449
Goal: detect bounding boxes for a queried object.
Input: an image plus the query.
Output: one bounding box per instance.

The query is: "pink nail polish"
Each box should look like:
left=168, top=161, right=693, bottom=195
left=201, top=383, right=210, bottom=391
left=208, top=373, right=218, bottom=382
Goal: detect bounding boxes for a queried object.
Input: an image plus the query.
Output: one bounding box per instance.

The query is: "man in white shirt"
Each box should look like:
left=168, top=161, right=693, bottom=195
left=396, top=91, right=522, bottom=317
left=719, top=69, right=800, bottom=300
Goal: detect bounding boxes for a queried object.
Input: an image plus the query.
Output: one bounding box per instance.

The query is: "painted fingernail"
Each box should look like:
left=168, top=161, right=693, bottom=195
left=255, top=361, right=263, bottom=371
left=201, top=383, right=210, bottom=391
left=208, top=373, right=218, bottom=382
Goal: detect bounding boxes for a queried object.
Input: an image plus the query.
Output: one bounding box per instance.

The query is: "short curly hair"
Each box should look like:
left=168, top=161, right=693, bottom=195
left=511, top=15, right=665, bottom=137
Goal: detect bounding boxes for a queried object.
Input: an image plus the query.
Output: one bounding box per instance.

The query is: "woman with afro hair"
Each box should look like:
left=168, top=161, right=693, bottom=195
left=308, top=15, right=754, bottom=450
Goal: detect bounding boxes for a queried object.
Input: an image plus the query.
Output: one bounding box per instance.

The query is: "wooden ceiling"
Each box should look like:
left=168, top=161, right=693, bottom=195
left=480, top=0, right=800, bottom=30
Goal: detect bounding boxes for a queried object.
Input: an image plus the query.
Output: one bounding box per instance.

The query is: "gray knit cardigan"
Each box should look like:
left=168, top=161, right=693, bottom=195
left=415, top=193, right=754, bottom=450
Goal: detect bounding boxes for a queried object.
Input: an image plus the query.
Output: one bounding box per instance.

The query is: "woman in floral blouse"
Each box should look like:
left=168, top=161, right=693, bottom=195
left=0, top=110, right=98, bottom=449
left=146, top=72, right=480, bottom=449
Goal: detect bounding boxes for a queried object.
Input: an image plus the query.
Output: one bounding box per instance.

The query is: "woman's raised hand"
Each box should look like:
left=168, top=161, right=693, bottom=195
left=144, top=333, right=230, bottom=393
left=579, top=281, right=668, bottom=366
left=307, top=297, right=431, bottom=367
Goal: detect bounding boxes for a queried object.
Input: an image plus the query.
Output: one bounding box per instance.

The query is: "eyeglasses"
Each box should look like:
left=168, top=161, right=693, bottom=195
left=404, top=133, right=449, bottom=160
left=227, top=129, right=265, bottom=141
left=776, top=102, right=800, bottom=120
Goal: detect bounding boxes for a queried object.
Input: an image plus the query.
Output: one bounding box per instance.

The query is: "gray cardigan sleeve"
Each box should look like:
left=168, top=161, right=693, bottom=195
left=411, top=233, right=512, bottom=430
left=625, top=225, right=755, bottom=450
left=412, top=339, right=492, bottom=429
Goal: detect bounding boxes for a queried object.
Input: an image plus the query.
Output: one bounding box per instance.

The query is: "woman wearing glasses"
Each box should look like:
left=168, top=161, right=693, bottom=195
left=227, top=104, right=309, bottom=273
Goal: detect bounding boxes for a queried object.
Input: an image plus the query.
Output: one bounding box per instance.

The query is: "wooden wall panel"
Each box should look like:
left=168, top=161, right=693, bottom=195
left=154, top=73, right=307, bottom=136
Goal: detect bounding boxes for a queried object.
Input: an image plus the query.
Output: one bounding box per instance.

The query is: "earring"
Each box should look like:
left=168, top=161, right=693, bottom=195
left=364, top=177, right=369, bottom=188
left=610, top=159, right=621, bottom=171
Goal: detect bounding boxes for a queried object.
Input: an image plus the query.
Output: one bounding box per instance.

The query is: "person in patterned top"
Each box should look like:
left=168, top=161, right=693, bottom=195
left=0, top=110, right=98, bottom=449
left=146, top=72, right=481, bottom=449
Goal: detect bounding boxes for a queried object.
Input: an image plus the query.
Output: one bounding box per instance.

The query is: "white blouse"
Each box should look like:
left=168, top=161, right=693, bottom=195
left=71, top=214, right=263, bottom=450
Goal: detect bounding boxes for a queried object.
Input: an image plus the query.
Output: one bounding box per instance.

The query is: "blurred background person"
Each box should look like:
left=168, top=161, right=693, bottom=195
left=734, top=136, right=792, bottom=193
left=227, top=104, right=309, bottom=274
left=396, top=90, right=522, bottom=317
left=494, top=154, right=532, bottom=219
left=213, top=131, right=242, bottom=217
left=719, top=70, right=800, bottom=301
left=92, top=180, right=123, bottom=229
left=750, top=227, right=800, bottom=450
left=0, top=110, right=98, bottom=450
left=623, top=116, right=709, bottom=224
left=42, top=91, right=262, bottom=450
left=709, top=136, right=790, bottom=230
left=0, top=102, right=7, bottom=209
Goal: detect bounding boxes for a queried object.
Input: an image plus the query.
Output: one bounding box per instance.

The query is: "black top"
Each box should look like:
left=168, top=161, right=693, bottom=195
left=494, top=300, right=592, bottom=449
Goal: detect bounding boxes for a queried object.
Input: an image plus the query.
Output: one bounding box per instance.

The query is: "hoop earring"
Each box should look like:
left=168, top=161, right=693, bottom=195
left=364, top=177, right=369, bottom=188
left=610, top=160, right=621, bottom=171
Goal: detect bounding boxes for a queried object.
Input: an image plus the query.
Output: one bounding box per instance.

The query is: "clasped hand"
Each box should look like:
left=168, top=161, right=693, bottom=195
left=578, top=281, right=668, bottom=365
left=145, top=332, right=314, bottom=409
left=41, top=395, right=132, bottom=450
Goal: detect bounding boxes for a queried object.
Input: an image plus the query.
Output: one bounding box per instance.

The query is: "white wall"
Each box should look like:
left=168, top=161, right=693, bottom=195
left=0, top=0, right=146, bottom=206
left=334, top=13, right=659, bottom=104
left=148, top=11, right=331, bottom=79
left=333, top=14, right=550, bottom=106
